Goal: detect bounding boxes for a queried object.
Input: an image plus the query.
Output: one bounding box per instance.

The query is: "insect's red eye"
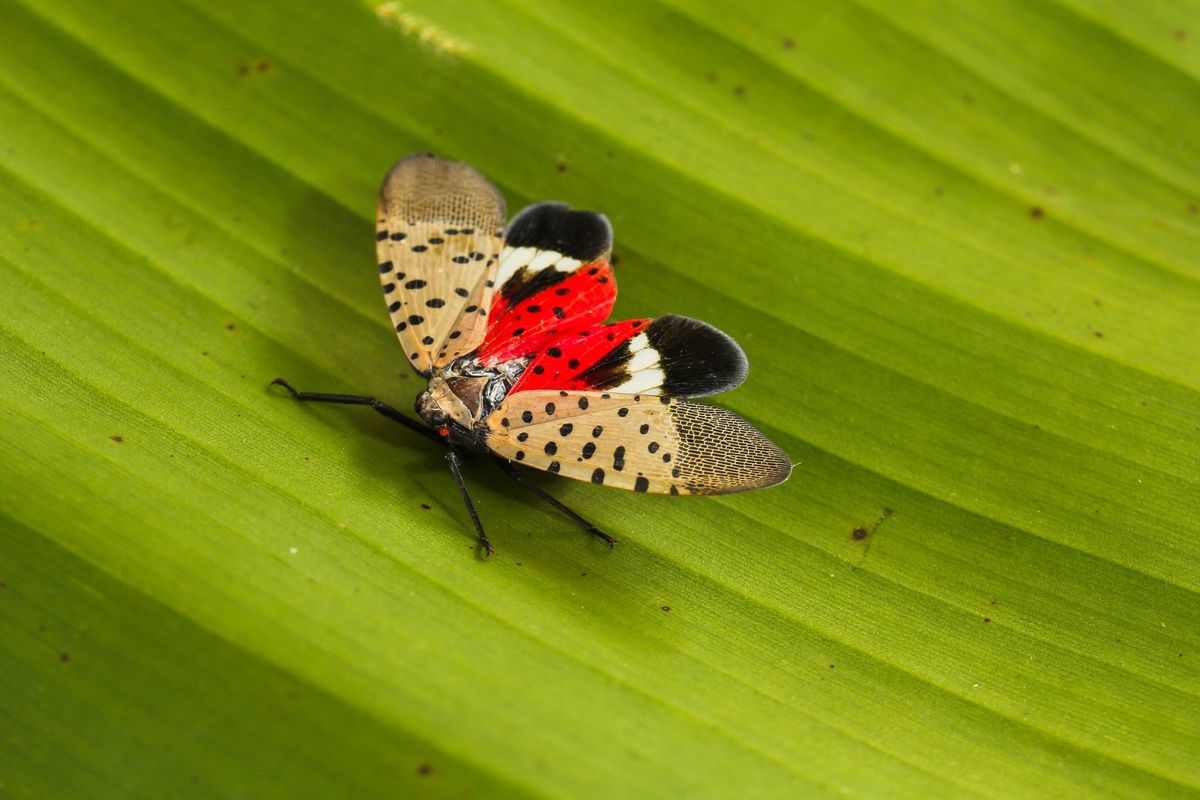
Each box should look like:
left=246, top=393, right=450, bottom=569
left=438, top=426, right=449, bottom=437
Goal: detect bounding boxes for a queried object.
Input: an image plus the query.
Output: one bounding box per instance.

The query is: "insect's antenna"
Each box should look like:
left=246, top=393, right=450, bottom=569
left=493, top=457, right=618, bottom=548
left=270, top=378, right=442, bottom=445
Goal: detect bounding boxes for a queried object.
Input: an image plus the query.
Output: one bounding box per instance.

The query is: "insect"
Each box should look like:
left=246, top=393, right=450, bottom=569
left=273, top=154, right=790, bottom=555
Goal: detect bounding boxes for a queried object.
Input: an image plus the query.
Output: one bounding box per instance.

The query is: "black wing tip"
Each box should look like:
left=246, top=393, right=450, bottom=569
left=505, top=201, right=613, bottom=262
left=648, top=315, right=749, bottom=398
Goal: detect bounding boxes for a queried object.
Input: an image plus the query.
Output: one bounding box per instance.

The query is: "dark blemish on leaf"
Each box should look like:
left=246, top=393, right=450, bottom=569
left=59, top=652, right=71, bottom=663
left=420, top=503, right=431, bottom=510
left=416, top=762, right=433, bottom=777
left=1187, top=203, right=1197, bottom=215
left=555, top=162, right=568, bottom=173
left=1094, top=331, right=1104, bottom=338
left=828, top=664, right=836, bottom=669
left=983, top=617, right=992, bottom=623
left=202, top=351, right=209, bottom=356
left=609, top=252, right=620, bottom=267
left=851, top=527, right=869, bottom=541
left=705, top=71, right=717, bottom=83
left=226, top=323, right=236, bottom=331
left=1029, top=206, right=1045, bottom=220
left=733, top=84, right=746, bottom=97
left=110, top=435, right=124, bottom=443
left=962, top=93, right=974, bottom=105
left=1174, top=29, right=1187, bottom=41
left=255, top=59, right=272, bottom=73
left=661, top=605, right=671, bottom=612
left=782, top=37, right=795, bottom=50
left=1093, top=298, right=1103, bottom=307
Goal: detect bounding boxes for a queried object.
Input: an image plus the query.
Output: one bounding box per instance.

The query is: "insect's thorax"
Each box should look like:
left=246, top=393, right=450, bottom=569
left=415, top=356, right=527, bottom=450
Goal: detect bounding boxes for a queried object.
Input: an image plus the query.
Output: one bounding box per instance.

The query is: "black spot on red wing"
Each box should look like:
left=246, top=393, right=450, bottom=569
left=555, top=287, right=570, bottom=296
left=546, top=347, right=562, bottom=358
left=553, top=307, right=566, bottom=319
left=527, top=305, right=541, bottom=313
left=532, top=365, right=545, bottom=375
left=568, top=358, right=580, bottom=370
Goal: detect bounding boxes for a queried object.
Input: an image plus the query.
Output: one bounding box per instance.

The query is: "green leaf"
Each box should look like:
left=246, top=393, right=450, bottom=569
left=2, top=0, right=1197, bottom=797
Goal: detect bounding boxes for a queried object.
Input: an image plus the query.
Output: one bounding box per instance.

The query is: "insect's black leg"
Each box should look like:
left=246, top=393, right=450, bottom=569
left=493, top=457, right=618, bottom=548
left=446, top=449, right=492, bottom=557
left=270, top=378, right=441, bottom=445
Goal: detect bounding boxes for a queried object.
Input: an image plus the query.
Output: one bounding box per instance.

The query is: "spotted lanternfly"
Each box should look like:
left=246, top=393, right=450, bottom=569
left=274, top=154, right=791, bottom=555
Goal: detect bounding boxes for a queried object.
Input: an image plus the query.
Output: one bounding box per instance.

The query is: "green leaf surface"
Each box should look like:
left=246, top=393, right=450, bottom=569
left=2, top=0, right=1198, bottom=797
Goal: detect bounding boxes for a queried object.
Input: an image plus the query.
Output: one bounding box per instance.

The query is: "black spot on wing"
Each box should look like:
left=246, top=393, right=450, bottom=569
left=504, top=202, right=612, bottom=262
left=646, top=315, right=749, bottom=398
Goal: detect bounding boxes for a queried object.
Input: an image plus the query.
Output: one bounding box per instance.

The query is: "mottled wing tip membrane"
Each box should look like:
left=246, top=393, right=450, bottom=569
left=379, top=153, right=506, bottom=225
left=504, top=202, right=613, bottom=262
left=670, top=401, right=792, bottom=494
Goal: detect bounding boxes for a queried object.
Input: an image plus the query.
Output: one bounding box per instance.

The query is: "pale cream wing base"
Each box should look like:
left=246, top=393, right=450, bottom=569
left=484, top=391, right=791, bottom=495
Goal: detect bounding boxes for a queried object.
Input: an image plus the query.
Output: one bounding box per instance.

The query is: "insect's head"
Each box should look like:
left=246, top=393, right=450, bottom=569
left=416, top=376, right=480, bottom=448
